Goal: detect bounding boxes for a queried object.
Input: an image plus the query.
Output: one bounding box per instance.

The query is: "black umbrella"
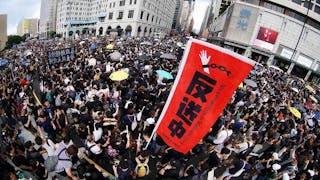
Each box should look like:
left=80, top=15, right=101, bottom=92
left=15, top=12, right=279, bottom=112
left=137, top=54, right=150, bottom=61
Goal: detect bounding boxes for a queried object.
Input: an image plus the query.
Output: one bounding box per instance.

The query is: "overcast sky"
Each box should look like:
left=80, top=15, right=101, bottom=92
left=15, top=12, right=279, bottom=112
left=0, top=0, right=212, bottom=35
left=0, top=0, right=41, bottom=35
left=193, top=0, right=211, bottom=33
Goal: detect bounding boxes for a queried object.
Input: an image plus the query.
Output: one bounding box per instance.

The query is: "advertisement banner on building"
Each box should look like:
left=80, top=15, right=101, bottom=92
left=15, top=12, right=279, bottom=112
left=155, top=39, right=255, bottom=153
left=254, top=27, right=278, bottom=51
left=47, top=47, right=76, bottom=64
left=225, top=3, right=259, bottom=44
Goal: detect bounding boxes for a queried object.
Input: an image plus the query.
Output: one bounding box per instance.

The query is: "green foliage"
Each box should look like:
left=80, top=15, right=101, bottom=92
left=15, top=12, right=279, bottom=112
left=5, top=35, right=26, bottom=49
left=190, top=31, right=198, bottom=37
left=48, top=31, right=56, bottom=38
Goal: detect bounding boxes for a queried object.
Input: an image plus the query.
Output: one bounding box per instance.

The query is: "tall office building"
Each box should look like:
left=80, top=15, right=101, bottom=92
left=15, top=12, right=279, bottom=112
left=209, top=0, right=320, bottom=82
left=172, top=0, right=184, bottom=32
left=199, top=5, right=211, bottom=35
left=39, top=0, right=58, bottom=38
left=55, top=0, right=176, bottom=38
left=179, top=0, right=195, bottom=33
left=213, top=0, right=233, bottom=18
left=0, top=14, right=7, bottom=50
left=17, top=18, right=39, bottom=37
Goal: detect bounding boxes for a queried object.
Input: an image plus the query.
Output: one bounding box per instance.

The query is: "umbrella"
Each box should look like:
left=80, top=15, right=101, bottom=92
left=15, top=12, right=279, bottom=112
left=310, top=95, right=318, bottom=103
left=109, top=51, right=121, bottom=61
left=291, top=87, right=299, bottom=93
left=109, top=70, right=129, bottom=81
left=154, top=51, right=162, bottom=58
left=295, top=105, right=306, bottom=113
left=20, top=59, right=31, bottom=66
left=106, top=44, right=114, bottom=50
left=313, top=111, right=320, bottom=121
left=156, top=70, right=174, bottom=79
left=24, top=50, right=33, bottom=56
left=306, top=85, right=315, bottom=94
left=140, top=41, right=152, bottom=45
left=0, top=59, right=8, bottom=66
left=79, top=41, right=85, bottom=45
left=268, top=65, right=284, bottom=72
left=176, top=42, right=184, bottom=47
left=304, top=102, right=315, bottom=110
left=289, top=107, right=301, bottom=119
left=244, top=79, right=257, bottom=88
left=160, top=53, right=177, bottom=60
left=90, top=44, right=97, bottom=49
left=137, top=54, right=150, bottom=61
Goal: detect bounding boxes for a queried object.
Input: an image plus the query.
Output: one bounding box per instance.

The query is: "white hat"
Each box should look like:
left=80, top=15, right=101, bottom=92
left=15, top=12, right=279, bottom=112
left=308, top=170, right=315, bottom=177
left=272, top=152, right=280, bottom=160
left=272, top=164, right=281, bottom=171
left=146, top=117, right=155, bottom=125
left=282, top=172, right=290, bottom=180
left=19, top=92, right=25, bottom=98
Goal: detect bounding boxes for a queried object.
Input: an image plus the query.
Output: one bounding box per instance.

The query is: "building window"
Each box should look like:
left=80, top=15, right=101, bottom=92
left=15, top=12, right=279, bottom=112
left=140, top=11, right=144, bottom=19
left=129, top=0, right=132, bottom=5
left=315, top=5, right=320, bottom=14
left=151, top=15, right=154, bottom=22
left=242, top=0, right=259, bottom=5
left=128, top=10, right=134, bottom=18
left=303, top=1, right=313, bottom=9
left=264, top=2, right=285, bottom=14
left=146, top=13, right=149, bottom=21
left=288, top=10, right=306, bottom=22
left=292, top=0, right=302, bottom=5
left=109, top=12, right=113, bottom=20
left=99, top=17, right=105, bottom=22
left=134, top=0, right=137, bottom=4
left=120, top=0, right=125, bottom=6
left=118, top=11, right=124, bottom=19
left=308, top=19, right=320, bottom=30
left=113, top=2, right=115, bottom=7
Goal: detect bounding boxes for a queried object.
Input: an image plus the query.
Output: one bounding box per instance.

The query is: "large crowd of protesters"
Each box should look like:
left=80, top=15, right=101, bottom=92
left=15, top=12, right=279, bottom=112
left=0, top=34, right=319, bottom=180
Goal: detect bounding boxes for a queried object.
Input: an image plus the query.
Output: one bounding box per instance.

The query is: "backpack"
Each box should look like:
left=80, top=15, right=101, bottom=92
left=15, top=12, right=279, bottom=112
left=136, top=164, right=147, bottom=177
left=135, top=158, right=149, bottom=178
left=44, top=147, right=67, bottom=172
left=86, top=143, right=96, bottom=157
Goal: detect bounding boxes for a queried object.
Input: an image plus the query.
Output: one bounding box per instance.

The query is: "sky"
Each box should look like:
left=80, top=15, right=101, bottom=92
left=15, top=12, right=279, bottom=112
left=193, top=0, right=212, bottom=33
left=0, top=0, right=211, bottom=35
left=0, top=0, right=41, bottom=35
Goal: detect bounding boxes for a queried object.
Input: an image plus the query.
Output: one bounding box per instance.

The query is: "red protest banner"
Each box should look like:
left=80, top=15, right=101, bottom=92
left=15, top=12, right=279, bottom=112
left=155, top=39, right=255, bottom=153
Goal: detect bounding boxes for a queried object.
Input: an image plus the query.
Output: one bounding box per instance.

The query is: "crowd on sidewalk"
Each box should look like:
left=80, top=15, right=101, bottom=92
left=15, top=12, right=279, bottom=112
left=0, top=35, right=319, bottom=180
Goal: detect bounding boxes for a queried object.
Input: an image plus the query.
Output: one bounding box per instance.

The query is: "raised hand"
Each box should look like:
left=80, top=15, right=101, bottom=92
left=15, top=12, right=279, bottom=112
left=199, top=50, right=211, bottom=74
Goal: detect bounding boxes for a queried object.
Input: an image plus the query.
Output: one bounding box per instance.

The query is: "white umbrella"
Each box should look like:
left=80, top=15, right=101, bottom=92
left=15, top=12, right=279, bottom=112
left=88, top=58, right=97, bottom=66
left=268, top=65, right=284, bottom=72
left=24, top=50, right=32, bottom=56
left=109, top=51, right=121, bottom=61
left=244, top=79, right=258, bottom=88
left=291, top=87, right=299, bottom=93
left=160, top=53, right=177, bottom=60
left=79, top=41, right=85, bottom=45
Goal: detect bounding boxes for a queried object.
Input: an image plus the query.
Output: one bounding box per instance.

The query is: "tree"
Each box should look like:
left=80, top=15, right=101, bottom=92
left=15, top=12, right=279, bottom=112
left=5, top=35, right=26, bottom=49
left=48, top=31, right=56, bottom=38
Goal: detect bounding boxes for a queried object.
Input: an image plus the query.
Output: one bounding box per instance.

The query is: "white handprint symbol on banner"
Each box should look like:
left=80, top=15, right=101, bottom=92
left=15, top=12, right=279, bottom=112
left=199, top=50, right=211, bottom=74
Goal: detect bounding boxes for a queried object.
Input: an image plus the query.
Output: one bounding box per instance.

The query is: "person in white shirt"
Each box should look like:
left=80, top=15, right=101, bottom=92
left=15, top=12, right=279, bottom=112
left=86, top=134, right=103, bottom=158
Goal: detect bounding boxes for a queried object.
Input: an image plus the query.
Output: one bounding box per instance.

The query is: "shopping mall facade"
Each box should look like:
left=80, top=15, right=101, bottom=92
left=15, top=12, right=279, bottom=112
left=209, top=0, right=320, bottom=83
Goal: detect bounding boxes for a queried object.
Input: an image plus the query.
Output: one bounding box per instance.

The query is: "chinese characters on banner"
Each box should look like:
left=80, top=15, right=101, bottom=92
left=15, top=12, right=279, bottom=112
left=156, top=39, right=255, bottom=153
left=47, top=47, right=76, bottom=64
